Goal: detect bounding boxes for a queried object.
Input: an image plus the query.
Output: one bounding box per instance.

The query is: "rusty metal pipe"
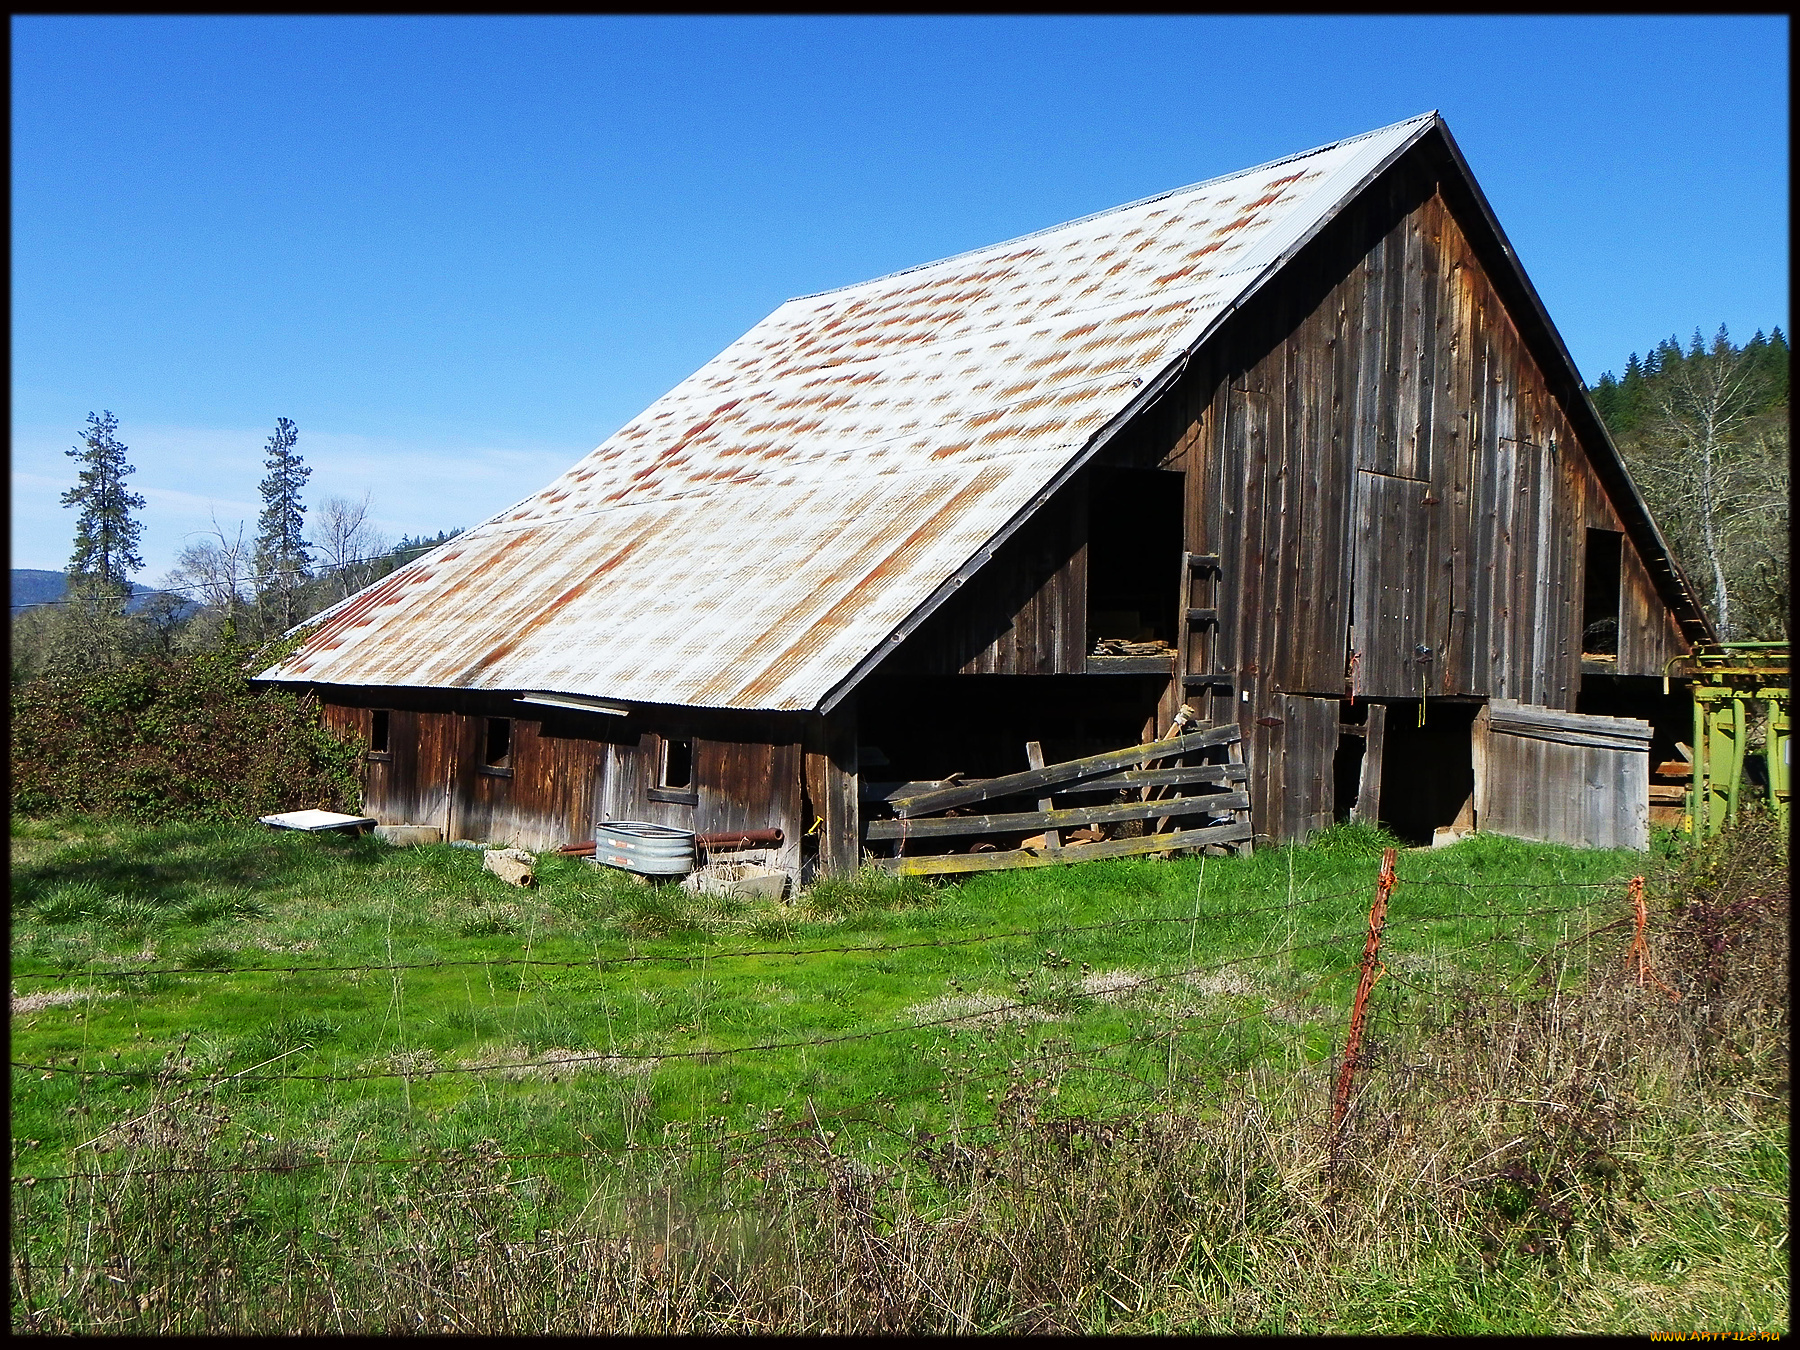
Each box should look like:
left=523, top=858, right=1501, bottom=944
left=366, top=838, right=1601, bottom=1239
left=698, top=829, right=784, bottom=849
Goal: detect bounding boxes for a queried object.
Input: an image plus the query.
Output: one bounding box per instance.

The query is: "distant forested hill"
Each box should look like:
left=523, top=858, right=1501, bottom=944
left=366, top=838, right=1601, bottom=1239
left=10, top=569, right=191, bottom=618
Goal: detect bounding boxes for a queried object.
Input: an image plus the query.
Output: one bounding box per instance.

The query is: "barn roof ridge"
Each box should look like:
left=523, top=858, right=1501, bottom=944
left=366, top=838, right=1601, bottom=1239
left=786, top=111, right=1442, bottom=304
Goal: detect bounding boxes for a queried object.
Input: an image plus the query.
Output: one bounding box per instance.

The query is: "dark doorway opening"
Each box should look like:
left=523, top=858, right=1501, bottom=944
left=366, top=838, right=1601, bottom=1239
left=1332, top=702, right=1369, bottom=824
left=1377, top=701, right=1479, bottom=845
left=1087, top=467, right=1184, bottom=648
left=858, top=673, right=1169, bottom=788
left=1582, top=529, right=1623, bottom=656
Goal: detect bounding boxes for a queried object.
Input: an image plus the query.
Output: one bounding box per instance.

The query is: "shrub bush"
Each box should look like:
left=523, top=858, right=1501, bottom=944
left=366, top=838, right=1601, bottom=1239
left=10, top=640, right=361, bottom=823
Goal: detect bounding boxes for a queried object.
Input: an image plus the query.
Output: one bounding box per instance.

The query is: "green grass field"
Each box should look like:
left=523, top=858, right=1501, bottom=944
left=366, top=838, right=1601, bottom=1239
left=10, top=814, right=1788, bottom=1333
left=11, top=817, right=1629, bottom=1159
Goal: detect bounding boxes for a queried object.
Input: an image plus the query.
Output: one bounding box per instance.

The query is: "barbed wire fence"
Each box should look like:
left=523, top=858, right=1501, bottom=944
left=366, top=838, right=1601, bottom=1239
left=12, top=859, right=1652, bottom=1192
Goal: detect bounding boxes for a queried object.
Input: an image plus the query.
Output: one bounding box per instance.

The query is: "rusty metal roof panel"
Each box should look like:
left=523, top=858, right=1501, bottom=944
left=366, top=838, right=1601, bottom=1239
left=263, top=115, right=1437, bottom=711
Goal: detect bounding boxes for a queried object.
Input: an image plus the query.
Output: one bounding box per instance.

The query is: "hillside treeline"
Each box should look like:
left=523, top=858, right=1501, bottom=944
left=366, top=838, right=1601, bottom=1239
left=10, top=527, right=461, bottom=685
left=1589, top=326, right=1788, bottom=641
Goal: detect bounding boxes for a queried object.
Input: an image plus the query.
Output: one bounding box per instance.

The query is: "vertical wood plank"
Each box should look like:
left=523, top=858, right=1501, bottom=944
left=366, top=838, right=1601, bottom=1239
left=1354, top=702, right=1387, bottom=825
left=1280, top=694, right=1339, bottom=839
left=1470, top=701, right=1491, bottom=826
left=804, top=701, right=860, bottom=878
left=1026, top=741, right=1062, bottom=853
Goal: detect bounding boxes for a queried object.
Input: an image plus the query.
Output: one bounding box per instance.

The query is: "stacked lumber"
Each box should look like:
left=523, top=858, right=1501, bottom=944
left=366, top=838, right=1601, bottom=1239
left=1090, top=637, right=1172, bottom=657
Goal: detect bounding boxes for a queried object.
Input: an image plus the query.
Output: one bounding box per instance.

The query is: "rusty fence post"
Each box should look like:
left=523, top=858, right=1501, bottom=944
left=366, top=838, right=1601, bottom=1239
left=1331, top=846, right=1395, bottom=1159
left=1623, top=875, right=1680, bottom=1001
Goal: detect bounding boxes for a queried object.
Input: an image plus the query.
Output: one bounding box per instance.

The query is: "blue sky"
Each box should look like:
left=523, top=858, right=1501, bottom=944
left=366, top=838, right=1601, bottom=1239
left=12, top=15, right=1789, bottom=579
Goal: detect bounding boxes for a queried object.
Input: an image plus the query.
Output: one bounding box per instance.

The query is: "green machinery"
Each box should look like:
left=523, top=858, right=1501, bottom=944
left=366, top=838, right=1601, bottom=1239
left=1668, top=641, right=1790, bottom=840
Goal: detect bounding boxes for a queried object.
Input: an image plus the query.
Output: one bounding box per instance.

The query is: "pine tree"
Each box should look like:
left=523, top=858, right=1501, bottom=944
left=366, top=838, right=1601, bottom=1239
left=47, top=410, right=149, bottom=672
left=251, top=417, right=312, bottom=637
left=1590, top=371, right=1622, bottom=431
left=61, top=410, right=146, bottom=597
left=1756, top=326, right=1788, bottom=406
left=1618, top=353, right=1646, bottom=435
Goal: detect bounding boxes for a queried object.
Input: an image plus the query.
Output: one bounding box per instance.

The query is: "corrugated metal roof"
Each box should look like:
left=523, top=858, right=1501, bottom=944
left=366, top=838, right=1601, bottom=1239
left=262, top=114, right=1438, bottom=711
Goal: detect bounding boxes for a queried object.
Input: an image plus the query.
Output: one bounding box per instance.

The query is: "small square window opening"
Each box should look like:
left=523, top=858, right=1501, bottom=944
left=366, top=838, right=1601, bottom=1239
left=370, top=709, right=390, bottom=754
left=485, top=717, right=512, bottom=768
left=660, top=737, right=693, bottom=790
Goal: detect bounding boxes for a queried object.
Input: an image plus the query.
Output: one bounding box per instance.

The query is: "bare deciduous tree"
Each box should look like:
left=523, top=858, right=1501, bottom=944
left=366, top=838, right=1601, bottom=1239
left=166, top=516, right=254, bottom=644
left=1628, top=330, right=1778, bottom=640
left=309, top=492, right=391, bottom=602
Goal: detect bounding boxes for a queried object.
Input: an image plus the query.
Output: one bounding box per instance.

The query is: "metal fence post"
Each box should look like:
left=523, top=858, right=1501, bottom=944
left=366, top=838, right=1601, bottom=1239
left=1623, top=874, right=1679, bottom=1001
left=1331, top=846, right=1396, bottom=1157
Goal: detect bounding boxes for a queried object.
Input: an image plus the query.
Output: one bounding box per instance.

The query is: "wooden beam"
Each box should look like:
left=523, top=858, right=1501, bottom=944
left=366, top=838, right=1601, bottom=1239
left=1352, top=702, right=1386, bottom=826
left=875, top=822, right=1254, bottom=876
left=1085, top=655, right=1176, bottom=675
left=865, top=791, right=1251, bottom=841
left=861, top=775, right=983, bottom=804
left=888, top=723, right=1241, bottom=818
left=1026, top=741, right=1060, bottom=856
left=1058, top=763, right=1249, bottom=793
left=1488, top=698, right=1653, bottom=741
left=1484, top=724, right=1653, bottom=752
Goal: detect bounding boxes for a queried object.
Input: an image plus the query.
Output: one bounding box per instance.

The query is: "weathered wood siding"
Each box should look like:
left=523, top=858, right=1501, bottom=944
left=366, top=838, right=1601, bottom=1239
left=323, top=694, right=804, bottom=868
left=597, top=719, right=805, bottom=878
left=324, top=693, right=612, bottom=851
left=1474, top=700, right=1651, bottom=850
left=1122, top=144, right=1689, bottom=837
left=885, top=482, right=1087, bottom=676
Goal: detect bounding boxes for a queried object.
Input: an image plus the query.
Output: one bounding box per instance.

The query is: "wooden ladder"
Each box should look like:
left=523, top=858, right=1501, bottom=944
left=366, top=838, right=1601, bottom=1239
left=1171, top=551, right=1251, bottom=854
left=1177, top=551, right=1230, bottom=712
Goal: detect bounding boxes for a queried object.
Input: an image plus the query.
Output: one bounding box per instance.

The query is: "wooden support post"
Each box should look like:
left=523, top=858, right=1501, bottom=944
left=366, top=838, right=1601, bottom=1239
left=1025, top=741, right=1061, bottom=855
left=804, top=702, right=860, bottom=879
left=1352, top=703, right=1387, bottom=827
left=1470, top=701, right=1490, bottom=831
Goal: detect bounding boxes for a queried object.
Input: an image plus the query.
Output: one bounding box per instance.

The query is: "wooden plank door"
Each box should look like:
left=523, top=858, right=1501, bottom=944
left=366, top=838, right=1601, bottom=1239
left=1349, top=469, right=1440, bottom=698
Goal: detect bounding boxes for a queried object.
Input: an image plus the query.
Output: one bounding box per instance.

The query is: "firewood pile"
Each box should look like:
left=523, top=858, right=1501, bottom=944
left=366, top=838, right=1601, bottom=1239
left=1090, top=637, right=1172, bottom=657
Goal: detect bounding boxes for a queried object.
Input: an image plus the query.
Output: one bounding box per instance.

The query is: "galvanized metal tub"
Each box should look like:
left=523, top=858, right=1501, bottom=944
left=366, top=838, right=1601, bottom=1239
left=588, top=821, right=696, bottom=876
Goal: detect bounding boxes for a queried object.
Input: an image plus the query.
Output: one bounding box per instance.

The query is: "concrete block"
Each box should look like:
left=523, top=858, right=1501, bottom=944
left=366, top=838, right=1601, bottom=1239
left=682, top=862, right=789, bottom=901
left=375, top=824, right=443, bottom=847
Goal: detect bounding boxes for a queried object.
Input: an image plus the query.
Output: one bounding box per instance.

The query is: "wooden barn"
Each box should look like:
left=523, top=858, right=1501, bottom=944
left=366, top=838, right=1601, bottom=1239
left=258, top=112, right=1711, bottom=880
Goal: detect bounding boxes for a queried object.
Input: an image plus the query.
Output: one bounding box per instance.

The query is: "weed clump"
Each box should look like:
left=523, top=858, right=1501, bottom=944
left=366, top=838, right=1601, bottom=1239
left=804, top=864, right=936, bottom=917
